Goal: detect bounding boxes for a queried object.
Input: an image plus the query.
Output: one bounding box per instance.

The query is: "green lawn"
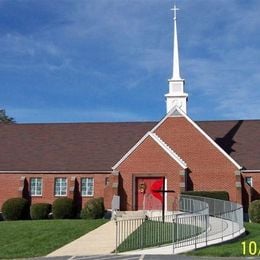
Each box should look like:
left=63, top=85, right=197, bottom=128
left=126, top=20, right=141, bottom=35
left=117, top=220, right=202, bottom=252
left=187, top=223, right=260, bottom=257
left=0, top=219, right=107, bottom=259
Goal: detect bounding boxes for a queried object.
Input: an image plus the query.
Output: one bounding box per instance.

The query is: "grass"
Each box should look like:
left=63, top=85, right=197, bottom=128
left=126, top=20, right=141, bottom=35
left=117, top=220, right=201, bottom=252
left=187, top=222, right=260, bottom=257
left=0, top=219, right=107, bottom=259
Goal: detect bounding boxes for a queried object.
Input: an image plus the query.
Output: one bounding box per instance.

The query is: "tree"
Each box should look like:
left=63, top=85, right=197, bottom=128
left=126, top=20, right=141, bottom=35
left=0, top=109, right=15, bottom=123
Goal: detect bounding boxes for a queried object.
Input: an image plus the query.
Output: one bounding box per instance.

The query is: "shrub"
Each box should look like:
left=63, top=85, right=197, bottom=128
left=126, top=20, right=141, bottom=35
left=30, top=203, right=52, bottom=220
left=249, top=200, right=260, bottom=223
left=52, top=198, right=75, bottom=219
left=1, top=198, right=30, bottom=220
left=181, top=191, right=229, bottom=201
left=80, top=197, right=105, bottom=219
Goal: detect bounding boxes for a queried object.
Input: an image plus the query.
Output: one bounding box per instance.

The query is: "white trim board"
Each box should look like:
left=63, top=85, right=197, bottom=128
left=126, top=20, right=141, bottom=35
left=112, top=132, right=150, bottom=170
left=149, top=132, right=187, bottom=169
left=112, top=108, right=178, bottom=170
left=112, top=131, right=187, bottom=170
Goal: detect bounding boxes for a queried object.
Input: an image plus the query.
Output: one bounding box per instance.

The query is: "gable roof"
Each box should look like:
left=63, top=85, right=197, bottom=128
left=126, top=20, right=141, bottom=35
left=0, top=118, right=259, bottom=172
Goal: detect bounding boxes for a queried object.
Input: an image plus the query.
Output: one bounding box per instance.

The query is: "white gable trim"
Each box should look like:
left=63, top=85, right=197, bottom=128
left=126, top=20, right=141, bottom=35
left=149, top=133, right=187, bottom=169
left=112, top=132, right=150, bottom=170
left=112, top=131, right=187, bottom=170
left=111, top=111, right=175, bottom=170
left=149, top=105, right=182, bottom=133
left=172, top=107, right=242, bottom=170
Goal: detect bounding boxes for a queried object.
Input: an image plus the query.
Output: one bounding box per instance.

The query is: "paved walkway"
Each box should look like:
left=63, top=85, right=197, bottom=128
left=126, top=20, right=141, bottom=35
left=47, top=214, right=245, bottom=256
left=47, top=221, right=117, bottom=256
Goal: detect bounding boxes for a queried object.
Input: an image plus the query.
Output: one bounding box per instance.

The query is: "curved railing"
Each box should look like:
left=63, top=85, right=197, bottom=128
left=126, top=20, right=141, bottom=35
left=115, top=195, right=245, bottom=253
left=173, top=195, right=245, bottom=253
left=179, top=195, right=209, bottom=215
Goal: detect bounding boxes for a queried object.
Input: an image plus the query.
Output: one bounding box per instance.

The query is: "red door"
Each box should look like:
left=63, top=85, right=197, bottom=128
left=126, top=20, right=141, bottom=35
left=136, top=177, right=164, bottom=210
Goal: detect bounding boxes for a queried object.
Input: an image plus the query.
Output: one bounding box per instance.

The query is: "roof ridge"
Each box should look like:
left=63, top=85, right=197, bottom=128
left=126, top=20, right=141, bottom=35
left=0, top=121, right=157, bottom=127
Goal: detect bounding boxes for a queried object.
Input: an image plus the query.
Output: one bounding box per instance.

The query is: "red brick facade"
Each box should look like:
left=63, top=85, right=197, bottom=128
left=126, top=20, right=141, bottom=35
left=116, top=115, right=243, bottom=210
left=155, top=117, right=240, bottom=202
left=0, top=114, right=259, bottom=213
left=0, top=173, right=111, bottom=210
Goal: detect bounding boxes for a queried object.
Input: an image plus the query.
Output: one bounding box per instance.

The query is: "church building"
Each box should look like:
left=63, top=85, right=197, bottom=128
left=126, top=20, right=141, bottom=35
left=0, top=6, right=259, bottom=213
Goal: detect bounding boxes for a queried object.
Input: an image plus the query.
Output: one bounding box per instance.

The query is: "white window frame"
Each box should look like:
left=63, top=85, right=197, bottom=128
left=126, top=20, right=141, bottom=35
left=245, top=177, right=253, bottom=187
left=81, top=177, right=94, bottom=197
left=54, top=177, right=67, bottom=196
left=30, top=177, right=42, bottom=196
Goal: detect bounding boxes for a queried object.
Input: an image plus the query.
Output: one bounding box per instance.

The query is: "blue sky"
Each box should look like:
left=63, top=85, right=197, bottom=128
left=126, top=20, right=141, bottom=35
left=1, top=0, right=260, bottom=123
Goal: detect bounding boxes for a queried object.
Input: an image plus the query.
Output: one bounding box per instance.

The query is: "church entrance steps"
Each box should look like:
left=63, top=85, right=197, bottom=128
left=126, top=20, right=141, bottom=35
left=114, top=210, right=146, bottom=220
left=114, top=210, right=179, bottom=220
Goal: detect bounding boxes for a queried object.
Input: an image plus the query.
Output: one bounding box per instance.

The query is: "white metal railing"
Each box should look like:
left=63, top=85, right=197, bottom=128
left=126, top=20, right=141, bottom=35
left=173, top=195, right=244, bottom=252
left=115, top=195, right=244, bottom=253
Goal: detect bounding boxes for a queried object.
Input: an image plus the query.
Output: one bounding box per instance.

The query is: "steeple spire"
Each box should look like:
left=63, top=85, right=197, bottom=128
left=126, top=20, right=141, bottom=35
left=171, top=5, right=181, bottom=80
left=165, top=4, right=188, bottom=114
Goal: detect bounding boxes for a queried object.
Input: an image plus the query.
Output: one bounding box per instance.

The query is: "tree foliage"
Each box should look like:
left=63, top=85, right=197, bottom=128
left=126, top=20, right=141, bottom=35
left=249, top=200, right=260, bottom=223
left=0, top=109, right=15, bottom=123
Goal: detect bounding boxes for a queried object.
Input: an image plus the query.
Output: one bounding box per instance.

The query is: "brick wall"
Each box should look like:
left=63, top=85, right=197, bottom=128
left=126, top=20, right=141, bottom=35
left=242, top=172, right=260, bottom=211
left=0, top=173, right=112, bottom=210
left=155, top=117, right=240, bottom=203
left=117, top=136, right=183, bottom=211
left=116, top=116, right=241, bottom=210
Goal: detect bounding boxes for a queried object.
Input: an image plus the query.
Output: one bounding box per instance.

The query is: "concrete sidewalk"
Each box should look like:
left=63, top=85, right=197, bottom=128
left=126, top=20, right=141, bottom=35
left=47, top=221, right=117, bottom=256
left=47, top=214, right=245, bottom=256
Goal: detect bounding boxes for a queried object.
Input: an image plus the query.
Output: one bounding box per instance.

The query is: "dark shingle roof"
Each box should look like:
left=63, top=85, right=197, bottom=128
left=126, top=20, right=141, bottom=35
left=0, top=119, right=259, bottom=171
left=0, top=122, right=156, bottom=171
left=197, top=120, right=260, bottom=170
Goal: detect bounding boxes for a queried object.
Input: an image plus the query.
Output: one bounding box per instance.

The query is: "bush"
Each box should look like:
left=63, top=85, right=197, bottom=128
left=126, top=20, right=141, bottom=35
left=52, top=198, right=75, bottom=219
left=80, top=197, right=105, bottom=219
left=1, top=198, right=30, bottom=220
left=249, top=200, right=260, bottom=223
left=181, top=191, right=229, bottom=201
left=30, top=203, right=52, bottom=220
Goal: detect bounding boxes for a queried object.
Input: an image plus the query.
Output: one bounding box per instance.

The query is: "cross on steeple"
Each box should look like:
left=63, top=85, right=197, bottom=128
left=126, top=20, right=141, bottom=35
left=171, top=4, right=179, bottom=20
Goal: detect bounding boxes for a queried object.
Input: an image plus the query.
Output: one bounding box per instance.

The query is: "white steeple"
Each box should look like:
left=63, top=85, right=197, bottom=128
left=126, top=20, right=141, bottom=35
left=165, top=4, right=188, bottom=114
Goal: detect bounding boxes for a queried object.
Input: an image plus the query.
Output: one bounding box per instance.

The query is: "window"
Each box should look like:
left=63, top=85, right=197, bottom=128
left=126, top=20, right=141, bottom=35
left=81, top=178, right=94, bottom=196
left=30, top=178, right=42, bottom=196
left=105, top=177, right=109, bottom=186
left=55, top=178, right=67, bottom=196
left=245, top=177, right=253, bottom=187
